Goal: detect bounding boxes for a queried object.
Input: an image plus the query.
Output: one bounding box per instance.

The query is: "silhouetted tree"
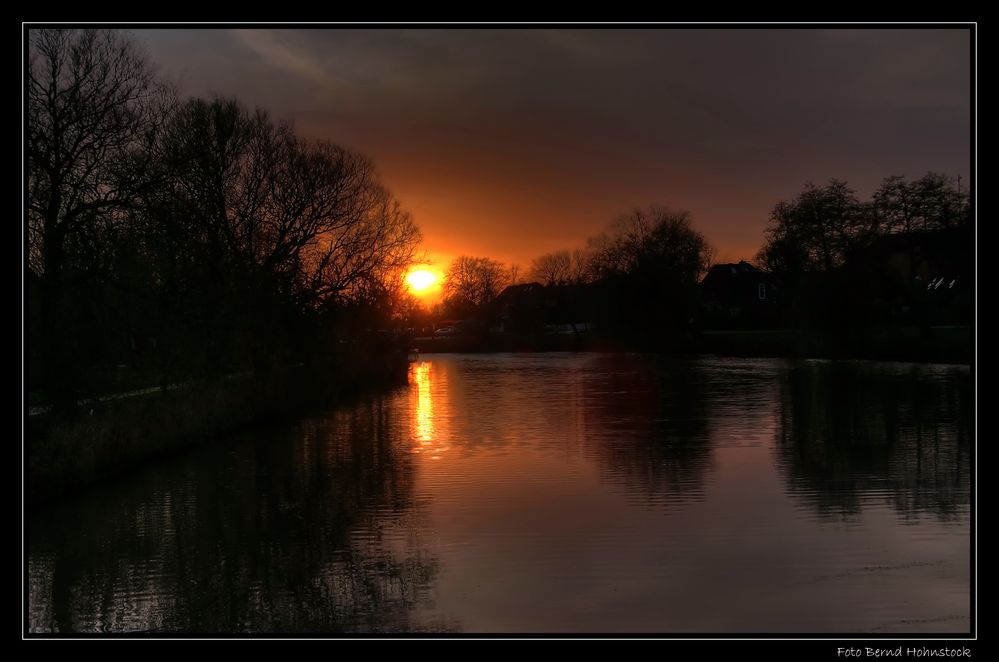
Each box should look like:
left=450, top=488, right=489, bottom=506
left=873, top=173, right=969, bottom=235
left=755, top=201, right=811, bottom=284
left=757, top=180, right=866, bottom=277
left=442, top=255, right=507, bottom=317
left=506, top=263, right=524, bottom=287
left=27, top=29, right=173, bottom=277
left=27, top=28, right=174, bottom=406
left=529, top=249, right=591, bottom=286
left=530, top=250, right=572, bottom=286
left=873, top=175, right=917, bottom=236
left=757, top=173, right=971, bottom=335
left=27, top=31, right=422, bottom=404
left=588, top=206, right=712, bottom=284
left=908, top=172, right=970, bottom=231
left=150, top=97, right=420, bottom=373
left=584, top=206, right=712, bottom=346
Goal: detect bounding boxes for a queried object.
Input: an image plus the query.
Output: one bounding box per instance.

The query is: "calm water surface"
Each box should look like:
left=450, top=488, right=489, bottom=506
left=28, top=354, right=972, bottom=634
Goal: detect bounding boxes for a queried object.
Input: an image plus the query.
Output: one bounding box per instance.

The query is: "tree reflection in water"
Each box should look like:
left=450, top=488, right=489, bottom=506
left=28, top=355, right=971, bottom=634
left=773, top=361, right=970, bottom=521
left=28, top=398, right=453, bottom=633
left=580, top=355, right=715, bottom=506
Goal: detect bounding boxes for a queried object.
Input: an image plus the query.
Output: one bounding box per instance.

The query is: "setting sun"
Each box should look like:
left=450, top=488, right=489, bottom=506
left=406, top=268, right=438, bottom=294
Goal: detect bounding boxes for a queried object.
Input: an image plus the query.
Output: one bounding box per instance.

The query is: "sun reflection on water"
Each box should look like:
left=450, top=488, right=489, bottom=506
left=411, top=361, right=448, bottom=460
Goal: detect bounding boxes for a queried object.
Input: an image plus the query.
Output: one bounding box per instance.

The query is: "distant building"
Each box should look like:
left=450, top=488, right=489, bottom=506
left=699, top=260, right=780, bottom=327
left=491, top=283, right=546, bottom=335
left=491, top=283, right=591, bottom=336
left=847, top=228, right=969, bottom=289
left=843, top=228, right=970, bottom=323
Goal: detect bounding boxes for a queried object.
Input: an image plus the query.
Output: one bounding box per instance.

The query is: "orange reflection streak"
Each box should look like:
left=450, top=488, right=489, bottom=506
left=410, top=361, right=452, bottom=462
left=413, top=362, right=435, bottom=446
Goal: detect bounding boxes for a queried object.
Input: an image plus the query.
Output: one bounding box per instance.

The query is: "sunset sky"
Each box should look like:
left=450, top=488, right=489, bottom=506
left=134, top=27, right=972, bottom=274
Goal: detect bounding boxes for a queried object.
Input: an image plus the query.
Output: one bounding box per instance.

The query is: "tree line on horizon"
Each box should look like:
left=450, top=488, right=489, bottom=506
left=427, top=207, right=711, bottom=347
left=27, top=29, right=422, bottom=409
left=757, top=174, right=970, bottom=281
left=429, top=173, right=970, bottom=341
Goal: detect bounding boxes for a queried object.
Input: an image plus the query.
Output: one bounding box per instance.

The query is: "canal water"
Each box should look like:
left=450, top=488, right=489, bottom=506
left=27, top=354, right=972, bottom=634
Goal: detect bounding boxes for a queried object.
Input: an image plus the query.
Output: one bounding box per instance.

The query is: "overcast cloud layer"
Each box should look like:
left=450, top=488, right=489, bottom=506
left=135, top=28, right=972, bottom=267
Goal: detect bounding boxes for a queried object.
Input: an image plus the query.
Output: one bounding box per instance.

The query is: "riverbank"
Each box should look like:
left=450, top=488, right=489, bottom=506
left=412, top=325, right=971, bottom=364
left=27, top=347, right=411, bottom=507
left=695, top=325, right=971, bottom=364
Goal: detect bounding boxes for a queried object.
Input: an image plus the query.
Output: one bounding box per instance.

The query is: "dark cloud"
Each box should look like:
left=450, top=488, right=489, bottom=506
left=134, top=27, right=972, bottom=266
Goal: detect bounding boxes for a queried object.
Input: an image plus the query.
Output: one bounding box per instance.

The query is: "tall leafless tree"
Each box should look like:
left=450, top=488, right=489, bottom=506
left=442, top=255, right=508, bottom=316
left=28, top=29, right=173, bottom=279
left=588, top=206, right=712, bottom=285
left=27, top=28, right=174, bottom=404
left=529, top=248, right=592, bottom=286
left=756, top=180, right=864, bottom=275
left=150, top=97, right=421, bottom=370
